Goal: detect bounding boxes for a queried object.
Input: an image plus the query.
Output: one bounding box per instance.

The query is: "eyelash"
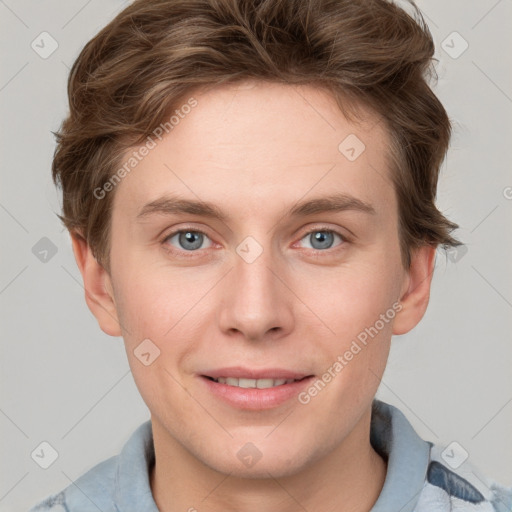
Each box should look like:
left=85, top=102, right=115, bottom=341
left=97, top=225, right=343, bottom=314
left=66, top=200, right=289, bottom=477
left=161, top=225, right=348, bottom=258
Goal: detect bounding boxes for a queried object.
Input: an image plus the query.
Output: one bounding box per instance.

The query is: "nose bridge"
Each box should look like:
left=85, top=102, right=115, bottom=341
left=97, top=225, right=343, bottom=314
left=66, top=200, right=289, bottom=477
left=217, top=236, right=293, bottom=341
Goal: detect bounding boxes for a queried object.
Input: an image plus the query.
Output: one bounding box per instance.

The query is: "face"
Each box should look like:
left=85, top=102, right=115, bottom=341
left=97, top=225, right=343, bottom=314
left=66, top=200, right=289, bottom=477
left=82, top=81, right=430, bottom=479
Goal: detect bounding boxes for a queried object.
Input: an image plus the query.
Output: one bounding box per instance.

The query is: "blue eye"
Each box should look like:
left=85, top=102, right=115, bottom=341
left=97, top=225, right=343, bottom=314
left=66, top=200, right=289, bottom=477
left=165, top=230, right=212, bottom=251
left=299, top=229, right=344, bottom=251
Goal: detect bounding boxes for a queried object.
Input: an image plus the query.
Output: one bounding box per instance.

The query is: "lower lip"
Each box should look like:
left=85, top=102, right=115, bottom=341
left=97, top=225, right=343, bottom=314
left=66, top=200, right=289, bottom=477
left=199, top=375, right=315, bottom=410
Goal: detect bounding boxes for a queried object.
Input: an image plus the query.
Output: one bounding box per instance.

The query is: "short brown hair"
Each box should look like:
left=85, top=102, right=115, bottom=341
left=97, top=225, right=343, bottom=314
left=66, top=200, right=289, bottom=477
left=53, top=0, right=460, bottom=272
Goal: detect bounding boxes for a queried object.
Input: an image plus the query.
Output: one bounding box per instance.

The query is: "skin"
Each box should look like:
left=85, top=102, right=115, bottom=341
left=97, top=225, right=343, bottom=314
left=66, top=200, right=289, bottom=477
left=72, top=80, right=435, bottom=512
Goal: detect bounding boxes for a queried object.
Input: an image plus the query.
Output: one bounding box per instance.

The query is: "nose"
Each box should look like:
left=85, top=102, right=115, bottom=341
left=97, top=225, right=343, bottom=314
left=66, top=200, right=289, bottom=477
left=216, top=241, right=295, bottom=343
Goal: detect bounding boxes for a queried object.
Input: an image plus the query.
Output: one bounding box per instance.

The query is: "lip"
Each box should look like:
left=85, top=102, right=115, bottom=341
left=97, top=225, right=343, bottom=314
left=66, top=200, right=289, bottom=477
left=199, top=367, right=314, bottom=410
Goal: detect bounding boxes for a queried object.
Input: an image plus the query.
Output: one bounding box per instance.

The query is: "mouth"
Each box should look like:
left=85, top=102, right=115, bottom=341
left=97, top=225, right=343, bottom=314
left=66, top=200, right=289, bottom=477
left=199, top=368, right=314, bottom=410
left=204, top=376, right=308, bottom=389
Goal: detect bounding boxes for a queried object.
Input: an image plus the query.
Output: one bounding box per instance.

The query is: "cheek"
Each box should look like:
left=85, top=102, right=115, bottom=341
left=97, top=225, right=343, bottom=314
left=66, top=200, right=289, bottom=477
left=298, top=256, right=401, bottom=403
left=308, top=259, right=402, bottom=342
left=297, top=271, right=397, bottom=425
left=112, top=270, right=201, bottom=415
left=112, top=264, right=216, bottom=392
left=113, top=262, right=201, bottom=342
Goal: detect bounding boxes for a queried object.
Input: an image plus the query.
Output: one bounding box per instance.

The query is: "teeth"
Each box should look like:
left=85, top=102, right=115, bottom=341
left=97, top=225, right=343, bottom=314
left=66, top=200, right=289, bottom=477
left=238, top=378, right=256, bottom=388
left=258, top=378, right=281, bottom=388
left=214, top=377, right=297, bottom=388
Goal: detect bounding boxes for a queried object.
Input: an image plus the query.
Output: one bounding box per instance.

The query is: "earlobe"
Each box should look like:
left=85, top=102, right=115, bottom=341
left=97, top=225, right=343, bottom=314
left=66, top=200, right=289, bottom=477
left=70, top=232, right=122, bottom=337
left=392, top=245, right=436, bottom=336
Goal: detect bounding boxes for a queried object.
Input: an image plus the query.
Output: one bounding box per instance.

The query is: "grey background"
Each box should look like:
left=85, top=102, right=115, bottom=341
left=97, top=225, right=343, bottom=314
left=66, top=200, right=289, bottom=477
left=1, top=0, right=511, bottom=510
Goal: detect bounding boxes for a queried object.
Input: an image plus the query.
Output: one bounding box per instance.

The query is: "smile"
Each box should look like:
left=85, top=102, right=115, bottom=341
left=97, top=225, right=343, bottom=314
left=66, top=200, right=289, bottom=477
left=200, top=371, right=314, bottom=410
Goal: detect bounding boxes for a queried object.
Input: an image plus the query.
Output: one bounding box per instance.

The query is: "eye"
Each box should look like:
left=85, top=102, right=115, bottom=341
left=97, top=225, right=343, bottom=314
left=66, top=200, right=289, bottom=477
left=164, top=229, right=213, bottom=252
left=298, top=228, right=345, bottom=251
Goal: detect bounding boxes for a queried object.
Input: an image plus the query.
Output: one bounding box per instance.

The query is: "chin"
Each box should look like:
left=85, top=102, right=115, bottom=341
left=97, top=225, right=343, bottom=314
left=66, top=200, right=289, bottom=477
left=197, top=440, right=317, bottom=480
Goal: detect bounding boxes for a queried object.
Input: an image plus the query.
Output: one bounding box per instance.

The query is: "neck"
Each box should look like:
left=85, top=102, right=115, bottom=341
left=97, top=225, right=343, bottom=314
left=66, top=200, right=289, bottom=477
left=150, top=406, right=387, bottom=512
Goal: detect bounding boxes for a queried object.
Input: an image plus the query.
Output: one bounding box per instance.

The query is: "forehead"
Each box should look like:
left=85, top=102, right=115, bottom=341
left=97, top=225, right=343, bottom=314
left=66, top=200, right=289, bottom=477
left=112, top=81, right=394, bottom=221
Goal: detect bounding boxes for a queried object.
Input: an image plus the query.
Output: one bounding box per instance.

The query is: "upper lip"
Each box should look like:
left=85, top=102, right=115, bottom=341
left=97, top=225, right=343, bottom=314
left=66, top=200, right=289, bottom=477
left=202, top=367, right=311, bottom=380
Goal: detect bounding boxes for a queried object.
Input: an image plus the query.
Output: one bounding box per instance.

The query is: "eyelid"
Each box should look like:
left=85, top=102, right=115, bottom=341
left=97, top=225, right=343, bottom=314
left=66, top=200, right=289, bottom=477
left=161, top=223, right=213, bottom=241
left=299, top=225, right=349, bottom=240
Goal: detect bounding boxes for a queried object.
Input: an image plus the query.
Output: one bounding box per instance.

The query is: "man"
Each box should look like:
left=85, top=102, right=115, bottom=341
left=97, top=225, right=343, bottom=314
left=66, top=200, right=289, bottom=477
left=31, top=0, right=512, bottom=510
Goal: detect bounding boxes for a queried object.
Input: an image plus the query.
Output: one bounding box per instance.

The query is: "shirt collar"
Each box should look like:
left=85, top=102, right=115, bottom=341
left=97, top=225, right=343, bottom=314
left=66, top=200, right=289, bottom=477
left=369, top=399, right=431, bottom=512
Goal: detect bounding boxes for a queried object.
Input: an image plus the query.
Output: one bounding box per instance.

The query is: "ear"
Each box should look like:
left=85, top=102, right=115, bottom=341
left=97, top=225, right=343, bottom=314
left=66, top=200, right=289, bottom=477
left=393, top=245, right=436, bottom=336
left=70, top=232, right=122, bottom=337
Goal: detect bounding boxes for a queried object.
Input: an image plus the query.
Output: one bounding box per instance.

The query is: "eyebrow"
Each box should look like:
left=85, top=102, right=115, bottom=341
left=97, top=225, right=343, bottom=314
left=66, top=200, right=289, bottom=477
left=136, top=192, right=376, bottom=223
